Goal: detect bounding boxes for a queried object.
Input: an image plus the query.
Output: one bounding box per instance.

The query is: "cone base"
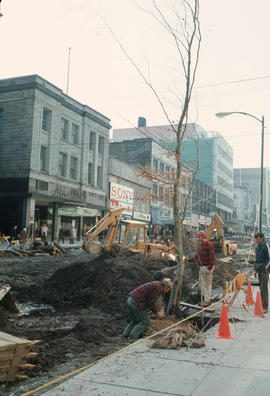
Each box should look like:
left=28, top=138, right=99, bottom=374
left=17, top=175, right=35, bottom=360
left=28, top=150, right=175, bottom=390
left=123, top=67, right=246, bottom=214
left=215, top=333, right=235, bottom=340
left=252, top=313, right=265, bottom=318
left=244, top=302, right=254, bottom=306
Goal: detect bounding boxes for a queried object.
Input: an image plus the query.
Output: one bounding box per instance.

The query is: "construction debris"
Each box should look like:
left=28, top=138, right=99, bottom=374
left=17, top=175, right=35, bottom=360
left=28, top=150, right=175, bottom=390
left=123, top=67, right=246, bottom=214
left=0, top=240, right=67, bottom=258
left=0, top=286, right=19, bottom=314
left=0, top=332, right=40, bottom=382
left=150, top=322, right=205, bottom=350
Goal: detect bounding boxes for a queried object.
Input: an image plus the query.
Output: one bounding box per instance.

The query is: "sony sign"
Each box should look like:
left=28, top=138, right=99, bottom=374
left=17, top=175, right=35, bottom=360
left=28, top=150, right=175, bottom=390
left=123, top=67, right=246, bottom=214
left=109, top=182, right=134, bottom=216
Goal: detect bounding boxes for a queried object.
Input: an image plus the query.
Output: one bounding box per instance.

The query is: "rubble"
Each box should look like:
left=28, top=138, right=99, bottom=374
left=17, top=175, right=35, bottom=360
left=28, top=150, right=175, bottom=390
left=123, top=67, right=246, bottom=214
left=0, top=240, right=68, bottom=258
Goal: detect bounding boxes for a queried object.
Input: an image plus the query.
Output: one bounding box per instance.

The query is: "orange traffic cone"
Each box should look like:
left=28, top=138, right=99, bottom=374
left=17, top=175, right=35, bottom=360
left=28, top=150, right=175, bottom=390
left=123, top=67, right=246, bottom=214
left=252, top=291, right=265, bottom=317
left=245, top=283, right=254, bottom=306
left=215, top=305, right=235, bottom=339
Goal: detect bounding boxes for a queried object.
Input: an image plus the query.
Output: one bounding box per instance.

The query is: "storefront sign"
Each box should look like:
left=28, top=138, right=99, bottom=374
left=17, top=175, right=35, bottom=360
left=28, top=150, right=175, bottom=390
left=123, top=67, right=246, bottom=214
left=133, top=211, right=151, bottom=222
left=150, top=206, right=174, bottom=226
left=110, top=182, right=134, bottom=215
left=58, top=207, right=100, bottom=217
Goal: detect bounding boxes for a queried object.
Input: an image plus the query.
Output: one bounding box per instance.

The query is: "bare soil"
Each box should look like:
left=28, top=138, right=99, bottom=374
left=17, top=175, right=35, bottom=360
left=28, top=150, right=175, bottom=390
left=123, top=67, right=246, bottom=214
left=0, top=244, right=244, bottom=396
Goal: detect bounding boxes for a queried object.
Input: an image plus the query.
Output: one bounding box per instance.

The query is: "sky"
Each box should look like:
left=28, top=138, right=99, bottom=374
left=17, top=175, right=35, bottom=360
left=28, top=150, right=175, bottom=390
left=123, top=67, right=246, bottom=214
left=1, top=0, right=270, bottom=169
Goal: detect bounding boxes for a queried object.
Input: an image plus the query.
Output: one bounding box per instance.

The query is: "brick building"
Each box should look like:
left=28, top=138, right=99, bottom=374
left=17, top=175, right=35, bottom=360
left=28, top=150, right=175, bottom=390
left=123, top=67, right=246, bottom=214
left=0, top=75, right=111, bottom=239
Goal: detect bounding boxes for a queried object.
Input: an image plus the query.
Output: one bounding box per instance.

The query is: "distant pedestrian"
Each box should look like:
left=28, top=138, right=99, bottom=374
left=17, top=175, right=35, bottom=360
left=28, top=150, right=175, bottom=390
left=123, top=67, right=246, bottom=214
left=41, top=223, right=49, bottom=243
left=254, top=232, right=270, bottom=313
left=58, top=226, right=65, bottom=244
left=9, top=225, right=18, bottom=246
left=70, top=226, right=76, bottom=244
left=20, top=228, right=27, bottom=244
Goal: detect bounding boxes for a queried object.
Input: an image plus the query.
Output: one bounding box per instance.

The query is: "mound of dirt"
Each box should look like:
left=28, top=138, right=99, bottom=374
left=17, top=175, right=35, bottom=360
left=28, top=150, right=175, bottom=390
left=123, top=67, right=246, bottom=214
left=23, top=254, right=172, bottom=314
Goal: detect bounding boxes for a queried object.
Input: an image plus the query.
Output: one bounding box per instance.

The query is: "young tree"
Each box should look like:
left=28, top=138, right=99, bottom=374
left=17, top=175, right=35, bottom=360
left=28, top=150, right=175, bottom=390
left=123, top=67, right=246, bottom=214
left=107, top=0, right=201, bottom=313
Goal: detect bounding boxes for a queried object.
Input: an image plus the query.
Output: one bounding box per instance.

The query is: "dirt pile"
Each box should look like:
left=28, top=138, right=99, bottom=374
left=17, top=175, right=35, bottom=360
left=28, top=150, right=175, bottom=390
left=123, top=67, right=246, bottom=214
left=22, top=254, right=172, bottom=315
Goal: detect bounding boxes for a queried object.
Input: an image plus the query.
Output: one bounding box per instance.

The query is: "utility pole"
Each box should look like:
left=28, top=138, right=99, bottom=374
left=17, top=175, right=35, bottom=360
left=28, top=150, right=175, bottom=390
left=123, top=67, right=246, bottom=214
left=259, top=115, right=264, bottom=232
left=66, top=47, right=71, bottom=95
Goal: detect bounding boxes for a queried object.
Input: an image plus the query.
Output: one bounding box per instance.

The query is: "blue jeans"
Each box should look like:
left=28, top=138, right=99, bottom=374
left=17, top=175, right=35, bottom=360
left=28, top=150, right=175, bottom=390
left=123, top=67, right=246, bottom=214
left=123, top=296, right=149, bottom=339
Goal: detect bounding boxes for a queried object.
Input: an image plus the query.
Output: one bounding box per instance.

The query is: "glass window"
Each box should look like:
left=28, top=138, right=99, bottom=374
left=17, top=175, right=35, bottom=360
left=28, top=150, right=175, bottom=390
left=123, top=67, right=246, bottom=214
left=97, top=166, right=103, bottom=188
left=153, top=158, right=158, bottom=170
left=88, top=162, right=95, bottom=185
left=71, top=123, right=79, bottom=145
left=58, top=152, right=67, bottom=177
left=61, top=118, right=69, bottom=140
left=0, top=108, right=3, bottom=133
left=40, top=146, right=48, bottom=172
left=42, top=108, right=52, bottom=132
left=89, top=131, right=96, bottom=151
left=159, top=162, right=164, bottom=172
left=70, top=156, right=78, bottom=180
left=98, top=136, right=105, bottom=155
left=159, top=186, right=164, bottom=202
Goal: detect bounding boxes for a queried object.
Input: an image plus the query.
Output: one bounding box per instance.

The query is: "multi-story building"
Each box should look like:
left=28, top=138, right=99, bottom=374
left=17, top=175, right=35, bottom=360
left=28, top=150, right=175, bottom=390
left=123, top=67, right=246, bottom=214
left=109, top=138, right=177, bottom=228
left=108, top=158, right=151, bottom=222
left=181, top=131, right=233, bottom=224
left=0, top=75, right=111, bottom=238
left=112, top=121, right=223, bottom=229
left=234, top=168, right=270, bottom=230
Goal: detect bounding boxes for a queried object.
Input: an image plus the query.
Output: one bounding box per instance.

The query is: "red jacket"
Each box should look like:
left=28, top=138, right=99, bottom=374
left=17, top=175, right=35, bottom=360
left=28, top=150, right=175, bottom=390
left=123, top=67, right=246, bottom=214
left=130, top=281, right=163, bottom=314
left=188, top=240, right=215, bottom=270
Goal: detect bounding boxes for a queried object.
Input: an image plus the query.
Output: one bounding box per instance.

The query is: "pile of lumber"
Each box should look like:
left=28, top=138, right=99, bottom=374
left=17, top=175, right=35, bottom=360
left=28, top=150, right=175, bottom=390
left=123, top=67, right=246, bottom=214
left=0, top=331, right=40, bottom=382
left=0, top=241, right=67, bottom=257
left=150, top=322, right=205, bottom=350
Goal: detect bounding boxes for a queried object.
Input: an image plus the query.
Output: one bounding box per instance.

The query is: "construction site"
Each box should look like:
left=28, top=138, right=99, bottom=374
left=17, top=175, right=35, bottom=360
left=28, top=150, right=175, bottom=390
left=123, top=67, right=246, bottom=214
left=0, top=209, right=258, bottom=396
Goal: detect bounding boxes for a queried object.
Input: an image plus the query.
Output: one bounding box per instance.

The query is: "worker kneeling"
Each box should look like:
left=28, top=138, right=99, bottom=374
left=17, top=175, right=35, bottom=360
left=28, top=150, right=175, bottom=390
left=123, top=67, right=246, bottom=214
left=123, top=278, right=172, bottom=341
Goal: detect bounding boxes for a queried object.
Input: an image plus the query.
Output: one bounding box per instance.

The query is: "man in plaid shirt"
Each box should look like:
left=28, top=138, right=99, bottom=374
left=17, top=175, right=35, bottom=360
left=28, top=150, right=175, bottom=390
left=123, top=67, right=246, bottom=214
left=123, top=279, right=172, bottom=341
left=186, top=231, right=215, bottom=306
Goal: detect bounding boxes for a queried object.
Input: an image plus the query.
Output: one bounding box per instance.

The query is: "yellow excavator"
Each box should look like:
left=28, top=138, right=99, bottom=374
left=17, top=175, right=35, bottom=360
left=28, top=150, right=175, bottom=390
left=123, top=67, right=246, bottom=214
left=205, top=213, right=231, bottom=255
left=83, top=208, right=176, bottom=258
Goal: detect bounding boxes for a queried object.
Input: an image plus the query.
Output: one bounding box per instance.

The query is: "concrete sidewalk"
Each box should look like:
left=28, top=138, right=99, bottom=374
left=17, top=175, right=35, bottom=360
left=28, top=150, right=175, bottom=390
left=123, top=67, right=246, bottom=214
left=42, top=286, right=270, bottom=396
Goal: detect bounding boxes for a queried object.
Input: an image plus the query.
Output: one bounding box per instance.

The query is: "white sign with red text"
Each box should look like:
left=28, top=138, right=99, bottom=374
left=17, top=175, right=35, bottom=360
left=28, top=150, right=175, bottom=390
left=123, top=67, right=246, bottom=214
left=109, top=182, right=134, bottom=216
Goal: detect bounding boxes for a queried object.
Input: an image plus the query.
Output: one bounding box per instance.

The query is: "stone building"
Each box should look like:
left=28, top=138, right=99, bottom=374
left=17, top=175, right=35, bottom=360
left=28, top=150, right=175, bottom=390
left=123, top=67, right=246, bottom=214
left=0, top=75, right=111, bottom=239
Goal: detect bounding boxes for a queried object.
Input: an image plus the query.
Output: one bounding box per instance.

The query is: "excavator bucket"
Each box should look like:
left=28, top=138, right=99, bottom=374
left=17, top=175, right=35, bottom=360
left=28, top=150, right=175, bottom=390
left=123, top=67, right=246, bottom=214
left=83, top=239, right=103, bottom=255
left=0, top=286, right=19, bottom=314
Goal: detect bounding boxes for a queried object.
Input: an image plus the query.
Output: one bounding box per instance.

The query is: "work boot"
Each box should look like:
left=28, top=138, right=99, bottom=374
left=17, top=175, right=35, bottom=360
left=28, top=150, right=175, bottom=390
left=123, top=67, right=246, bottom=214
left=263, top=308, right=268, bottom=314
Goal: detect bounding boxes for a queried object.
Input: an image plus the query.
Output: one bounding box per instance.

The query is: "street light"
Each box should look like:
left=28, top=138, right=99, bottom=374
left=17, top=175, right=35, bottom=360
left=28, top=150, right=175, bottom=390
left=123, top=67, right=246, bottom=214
left=215, top=111, right=265, bottom=232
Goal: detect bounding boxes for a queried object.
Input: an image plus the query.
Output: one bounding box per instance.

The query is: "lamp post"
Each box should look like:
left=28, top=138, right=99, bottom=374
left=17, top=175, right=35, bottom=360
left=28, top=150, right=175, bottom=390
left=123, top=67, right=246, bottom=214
left=215, top=111, right=265, bottom=232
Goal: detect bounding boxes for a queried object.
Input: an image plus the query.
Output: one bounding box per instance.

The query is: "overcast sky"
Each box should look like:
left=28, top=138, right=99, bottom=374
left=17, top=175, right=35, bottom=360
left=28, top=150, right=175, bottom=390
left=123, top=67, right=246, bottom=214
left=1, top=0, right=270, bottom=168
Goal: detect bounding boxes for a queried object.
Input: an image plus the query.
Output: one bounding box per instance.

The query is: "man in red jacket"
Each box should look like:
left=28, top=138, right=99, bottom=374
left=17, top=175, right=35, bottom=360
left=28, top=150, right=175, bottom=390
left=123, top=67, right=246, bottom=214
left=186, top=231, right=215, bottom=306
left=123, top=278, right=172, bottom=341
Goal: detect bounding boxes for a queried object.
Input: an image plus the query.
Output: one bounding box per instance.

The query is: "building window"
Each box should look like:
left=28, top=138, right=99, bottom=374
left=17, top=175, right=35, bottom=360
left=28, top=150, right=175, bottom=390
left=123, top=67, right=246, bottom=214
left=42, top=108, right=52, bottom=132
left=98, top=136, right=105, bottom=155
left=159, top=162, right=164, bottom=172
left=153, top=158, right=158, bottom=171
left=97, top=166, right=103, bottom=188
left=61, top=118, right=69, bottom=140
left=153, top=183, right=158, bottom=201
left=71, top=123, right=79, bottom=145
left=70, top=156, right=78, bottom=180
left=88, top=162, right=94, bottom=185
left=159, top=186, right=164, bottom=202
left=36, top=180, right=49, bottom=191
left=89, top=131, right=96, bottom=151
left=58, top=152, right=67, bottom=177
left=0, top=108, right=3, bottom=133
left=40, top=146, right=48, bottom=172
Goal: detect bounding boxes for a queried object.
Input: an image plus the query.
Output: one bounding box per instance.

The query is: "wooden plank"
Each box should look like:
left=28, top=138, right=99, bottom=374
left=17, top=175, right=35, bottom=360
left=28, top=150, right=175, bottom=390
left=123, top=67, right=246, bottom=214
left=0, top=287, right=11, bottom=301
left=0, top=331, right=30, bottom=344
left=180, top=301, right=215, bottom=313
